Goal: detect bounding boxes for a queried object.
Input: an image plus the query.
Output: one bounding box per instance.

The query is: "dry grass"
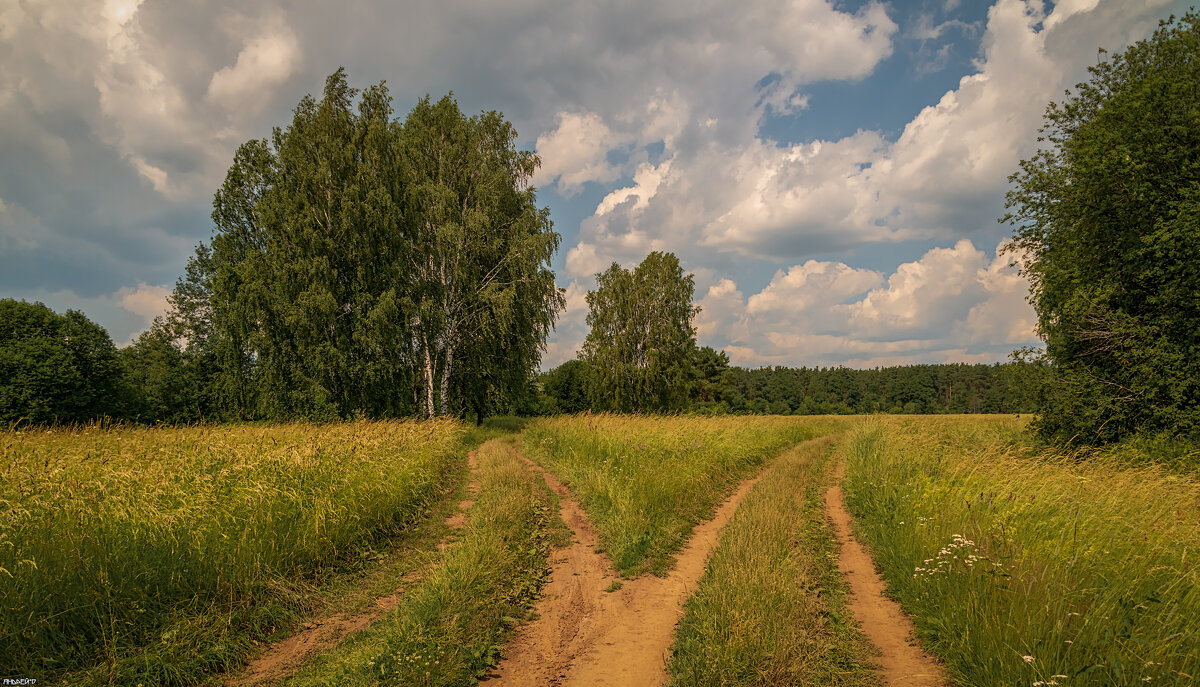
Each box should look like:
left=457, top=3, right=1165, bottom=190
left=843, top=416, right=1200, bottom=686
left=0, top=420, right=465, bottom=684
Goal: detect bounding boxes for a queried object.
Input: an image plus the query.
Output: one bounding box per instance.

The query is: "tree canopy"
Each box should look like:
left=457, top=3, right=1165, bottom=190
left=0, top=299, right=122, bottom=424
left=581, top=252, right=698, bottom=412
left=178, top=69, right=563, bottom=420
left=1004, top=12, right=1200, bottom=444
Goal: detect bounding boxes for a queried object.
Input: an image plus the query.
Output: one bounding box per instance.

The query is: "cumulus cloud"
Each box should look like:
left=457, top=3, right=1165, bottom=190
left=206, top=11, right=301, bottom=115
left=533, top=112, right=628, bottom=195
left=692, top=239, right=1039, bottom=369
left=566, top=0, right=1179, bottom=280
left=115, top=282, right=171, bottom=321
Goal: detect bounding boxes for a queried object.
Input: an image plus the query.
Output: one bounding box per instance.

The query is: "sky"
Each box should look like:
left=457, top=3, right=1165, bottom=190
left=0, top=0, right=1190, bottom=369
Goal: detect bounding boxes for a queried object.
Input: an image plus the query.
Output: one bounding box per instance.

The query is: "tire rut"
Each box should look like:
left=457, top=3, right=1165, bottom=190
left=824, top=460, right=950, bottom=686
left=486, top=445, right=769, bottom=687
left=226, top=449, right=481, bottom=686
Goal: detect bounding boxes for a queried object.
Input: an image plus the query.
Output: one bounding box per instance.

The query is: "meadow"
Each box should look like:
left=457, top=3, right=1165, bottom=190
left=0, top=420, right=468, bottom=684
left=843, top=416, right=1200, bottom=685
left=667, top=436, right=878, bottom=686
left=5, top=413, right=1198, bottom=686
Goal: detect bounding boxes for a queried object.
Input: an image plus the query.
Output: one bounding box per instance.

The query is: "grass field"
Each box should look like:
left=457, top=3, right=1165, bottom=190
left=284, top=437, right=569, bottom=686
left=0, top=420, right=468, bottom=684
left=843, top=416, right=1200, bottom=686
left=7, top=413, right=1199, bottom=686
left=520, top=414, right=847, bottom=576
left=667, top=436, right=879, bottom=686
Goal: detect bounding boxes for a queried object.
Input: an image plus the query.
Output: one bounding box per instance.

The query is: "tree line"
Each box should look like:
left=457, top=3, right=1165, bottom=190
left=535, top=353, right=1040, bottom=417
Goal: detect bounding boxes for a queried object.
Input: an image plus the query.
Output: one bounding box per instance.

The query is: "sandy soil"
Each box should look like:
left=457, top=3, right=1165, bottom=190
left=485, top=446, right=767, bottom=687
left=824, top=461, right=950, bottom=686
left=226, top=449, right=481, bottom=686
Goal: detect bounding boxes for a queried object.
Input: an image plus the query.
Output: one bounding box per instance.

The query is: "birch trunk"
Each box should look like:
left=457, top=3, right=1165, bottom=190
left=422, top=333, right=436, bottom=418
left=439, top=341, right=454, bottom=417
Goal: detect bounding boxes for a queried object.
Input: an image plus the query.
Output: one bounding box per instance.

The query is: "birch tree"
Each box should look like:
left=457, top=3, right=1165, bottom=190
left=581, top=252, right=698, bottom=412
left=401, top=95, right=563, bottom=418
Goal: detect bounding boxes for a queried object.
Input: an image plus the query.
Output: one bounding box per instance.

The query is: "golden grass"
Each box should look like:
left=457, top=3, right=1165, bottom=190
left=843, top=415, right=1200, bottom=686
left=0, top=420, right=465, bottom=683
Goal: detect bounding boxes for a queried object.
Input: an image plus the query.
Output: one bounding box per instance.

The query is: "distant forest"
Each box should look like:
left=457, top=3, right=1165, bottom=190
left=533, top=351, right=1039, bottom=418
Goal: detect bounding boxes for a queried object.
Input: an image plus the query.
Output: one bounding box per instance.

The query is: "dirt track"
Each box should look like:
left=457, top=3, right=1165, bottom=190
left=824, top=461, right=949, bottom=686
left=227, top=449, right=481, bottom=686
left=485, top=447, right=766, bottom=687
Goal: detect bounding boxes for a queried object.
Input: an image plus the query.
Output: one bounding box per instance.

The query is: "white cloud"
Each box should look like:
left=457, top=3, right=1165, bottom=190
left=566, top=0, right=1180, bottom=283
left=206, top=12, right=301, bottom=114
left=115, top=282, right=171, bottom=320
left=533, top=112, right=629, bottom=195
left=748, top=261, right=882, bottom=316
left=696, top=239, right=1040, bottom=368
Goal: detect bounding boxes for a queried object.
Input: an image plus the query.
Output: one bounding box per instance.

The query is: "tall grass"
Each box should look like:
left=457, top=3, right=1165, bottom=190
left=0, top=420, right=465, bottom=683
left=285, top=437, right=567, bottom=686
left=843, top=416, right=1200, bottom=686
left=521, top=414, right=844, bottom=577
left=668, top=437, right=879, bottom=686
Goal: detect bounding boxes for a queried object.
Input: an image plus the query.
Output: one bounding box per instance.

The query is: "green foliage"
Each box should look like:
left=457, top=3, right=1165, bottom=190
left=118, top=319, right=210, bottom=423
left=668, top=438, right=878, bottom=686
left=181, top=69, right=561, bottom=421
left=0, top=299, right=122, bottom=424
left=1004, top=12, right=1200, bottom=443
left=540, top=358, right=590, bottom=414
left=724, top=361, right=1039, bottom=416
left=521, top=414, right=843, bottom=576
left=843, top=416, right=1200, bottom=686
left=581, top=252, right=699, bottom=412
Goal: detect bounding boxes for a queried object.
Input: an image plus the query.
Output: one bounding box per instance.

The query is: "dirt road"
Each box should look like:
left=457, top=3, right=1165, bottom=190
left=486, top=447, right=766, bottom=687
left=824, top=461, right=949, bottom=686
left=227, top=449, right=481, bottom=686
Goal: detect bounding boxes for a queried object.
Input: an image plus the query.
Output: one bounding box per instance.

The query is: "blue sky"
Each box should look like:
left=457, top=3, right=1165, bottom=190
left=0, top=0, right=1190, bottom=368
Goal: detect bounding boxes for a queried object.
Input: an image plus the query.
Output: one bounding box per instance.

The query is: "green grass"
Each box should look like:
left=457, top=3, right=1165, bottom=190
left=843, top=416, right=1200, bottom=686
left=668, top=436, right=880, bottom=686
left=284, top=437, right=568, bottom=686
left=0, top=419, right=468, bottom=684
left=520, top=414, right=845, bottom=577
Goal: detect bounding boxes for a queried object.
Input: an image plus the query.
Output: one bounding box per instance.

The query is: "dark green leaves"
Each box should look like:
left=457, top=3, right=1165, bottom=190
left=1003, top=12, right=1200, bottom=443
left=581, top=251, right=699, bottom=412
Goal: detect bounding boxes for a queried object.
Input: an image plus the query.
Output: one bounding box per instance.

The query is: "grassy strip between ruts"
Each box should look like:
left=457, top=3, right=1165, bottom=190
left=521, top=414, right=848, bottom=577
left=0, top=419, right=468, bottom=685
left=282, top=437, right=570, bottom=686
left=843, top=416, right=1200, bottom=686
left=667, top=436, right=880, bottom=686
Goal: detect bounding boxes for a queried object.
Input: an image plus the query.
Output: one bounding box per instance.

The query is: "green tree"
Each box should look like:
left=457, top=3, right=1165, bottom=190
left=0, top=299, right=122, bottom=424
left=187, top=69, right=561, bottom=420
left=542, top=358, right=590, bottom=414
left=581, top=252, right=699, bottom=412
left=401, top=94, right=563, bottom=419
left=1004, top=12, right=1200, bottom=443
